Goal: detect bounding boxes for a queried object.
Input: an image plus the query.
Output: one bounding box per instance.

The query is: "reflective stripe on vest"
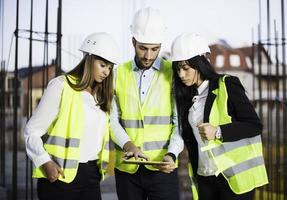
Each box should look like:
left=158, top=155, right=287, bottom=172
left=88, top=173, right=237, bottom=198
left=120, top=116, right=172, bottom=128
left=114, top=59, right=174, bottom=173
left=51, top=155, right=78, bottom=169
left=223, top=156, right=265, bottom=178
left=142, top=140, right=169, bottom=151
left=200, top=75, right=268, bottom=194
left=210, top=135, right=262, bottom=157
left=32, top=75, right=110, bottom=182
left=46, top=135, right=80, bottom=148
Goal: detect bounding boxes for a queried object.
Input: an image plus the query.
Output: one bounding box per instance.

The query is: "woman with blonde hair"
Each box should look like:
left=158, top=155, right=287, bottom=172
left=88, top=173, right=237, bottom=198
left=24, top=32, right=120, bottom=200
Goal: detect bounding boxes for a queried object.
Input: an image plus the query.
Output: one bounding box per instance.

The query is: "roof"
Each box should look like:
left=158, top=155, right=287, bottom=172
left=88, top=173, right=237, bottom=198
left=209, top=42, right=272, bottom=72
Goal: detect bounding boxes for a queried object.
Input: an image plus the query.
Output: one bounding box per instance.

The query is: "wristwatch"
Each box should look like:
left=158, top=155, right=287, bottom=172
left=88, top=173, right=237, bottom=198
left=215, top=126, right=222, bottom=140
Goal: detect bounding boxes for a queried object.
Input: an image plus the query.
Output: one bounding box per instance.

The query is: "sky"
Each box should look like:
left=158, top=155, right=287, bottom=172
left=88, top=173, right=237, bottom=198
left=1, top=0, right=286, bottom=72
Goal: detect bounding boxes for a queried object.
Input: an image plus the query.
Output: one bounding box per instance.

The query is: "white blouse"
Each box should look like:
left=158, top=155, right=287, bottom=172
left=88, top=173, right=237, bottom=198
left=24, top=76, right=107, bottom=167
left=188, top=80, right=217, bottom=176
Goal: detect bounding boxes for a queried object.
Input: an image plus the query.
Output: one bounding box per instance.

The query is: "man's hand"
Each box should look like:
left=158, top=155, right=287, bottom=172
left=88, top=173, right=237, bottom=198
left=123, top=141, right=149, bottom=160
left=154, top=155, right=175, bottom=173
left=41, top=160, right=65, bottom=183
left=197, top=123, right=217, bottom=140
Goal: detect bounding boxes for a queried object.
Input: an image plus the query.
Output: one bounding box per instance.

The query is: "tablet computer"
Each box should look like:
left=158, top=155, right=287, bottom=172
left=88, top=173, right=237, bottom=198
left=123, top=159, right=171, bottom=165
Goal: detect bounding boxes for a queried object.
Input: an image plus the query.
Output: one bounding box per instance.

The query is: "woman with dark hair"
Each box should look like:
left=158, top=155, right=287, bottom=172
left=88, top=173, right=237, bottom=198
left=171, top=33, right=268, bottom=200
left=24, top=32, right=120, bottom=200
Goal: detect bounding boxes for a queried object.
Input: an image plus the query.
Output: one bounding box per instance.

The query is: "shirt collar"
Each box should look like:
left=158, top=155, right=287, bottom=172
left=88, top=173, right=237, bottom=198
left=132, top=57, right=161, bottom=71
left=191, top=80, right=209, bottom=103
left=197, top=80, right=209, bottom=95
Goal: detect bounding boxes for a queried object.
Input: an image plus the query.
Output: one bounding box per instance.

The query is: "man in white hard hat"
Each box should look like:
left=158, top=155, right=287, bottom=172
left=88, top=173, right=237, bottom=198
left=110, top=7, right=184, bottom=200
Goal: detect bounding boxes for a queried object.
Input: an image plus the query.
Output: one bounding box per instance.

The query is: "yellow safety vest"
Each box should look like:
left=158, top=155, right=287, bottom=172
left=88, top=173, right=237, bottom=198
left=113, top=59, right=175, bottom=173
left=32, top=75, right=110, bottom=183
left=199, top=75, right=268, bottom=194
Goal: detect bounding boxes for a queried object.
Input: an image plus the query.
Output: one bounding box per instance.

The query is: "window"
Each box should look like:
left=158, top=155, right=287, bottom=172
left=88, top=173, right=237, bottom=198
left=215, top=55, right=224, bottom=68
left=230, top=54, right=241, bottom=67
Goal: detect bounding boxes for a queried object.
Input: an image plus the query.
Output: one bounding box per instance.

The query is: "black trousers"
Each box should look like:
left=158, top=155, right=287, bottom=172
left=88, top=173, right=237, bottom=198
left=197, top=174, right=254, bottom=200
left=37, top=160, right=102, bottom=200
left=115, top=165, right=180, bottom=200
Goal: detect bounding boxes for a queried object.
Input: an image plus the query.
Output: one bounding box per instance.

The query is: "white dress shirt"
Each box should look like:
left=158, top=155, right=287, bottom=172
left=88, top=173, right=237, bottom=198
left=24, top=76, right=107, bottom=167
left=188, top=80, right=217, bottom=176
left=110, top=58, right=184, bottom=158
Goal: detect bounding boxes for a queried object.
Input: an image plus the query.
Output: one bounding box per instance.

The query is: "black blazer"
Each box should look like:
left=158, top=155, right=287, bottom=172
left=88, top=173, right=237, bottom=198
left=182, top=75, right=263, bottom=174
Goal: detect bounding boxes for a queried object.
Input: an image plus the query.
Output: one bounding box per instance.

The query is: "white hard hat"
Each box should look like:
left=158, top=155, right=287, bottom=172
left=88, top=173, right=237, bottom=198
left=130, top=7, right=166, bottom=44
left=171, top=33, right=210, bottom=62
left=79, top=32, right=120, bottom=64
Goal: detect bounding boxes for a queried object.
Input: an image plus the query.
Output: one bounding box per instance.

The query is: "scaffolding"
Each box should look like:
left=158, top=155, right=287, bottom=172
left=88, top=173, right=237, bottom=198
left=253, top=0, right=286, bottom=199
left=0, top=0, right=286, bottom=200
left=0, top=0, right=62, bottom=199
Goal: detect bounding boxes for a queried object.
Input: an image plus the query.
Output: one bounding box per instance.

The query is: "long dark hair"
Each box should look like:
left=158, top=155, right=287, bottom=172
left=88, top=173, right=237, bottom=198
left=172, top=55, right=220, bottom=131
left=65, top=54, right=114, bottom=113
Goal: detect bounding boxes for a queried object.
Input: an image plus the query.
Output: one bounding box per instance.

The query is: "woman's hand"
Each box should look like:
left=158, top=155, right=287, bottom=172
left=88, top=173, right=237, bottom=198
left=197, top=123, right=217, bottom=140
left=41, top=160, right=65, bottom=183
left=123, top=141, right=149, bottom=161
